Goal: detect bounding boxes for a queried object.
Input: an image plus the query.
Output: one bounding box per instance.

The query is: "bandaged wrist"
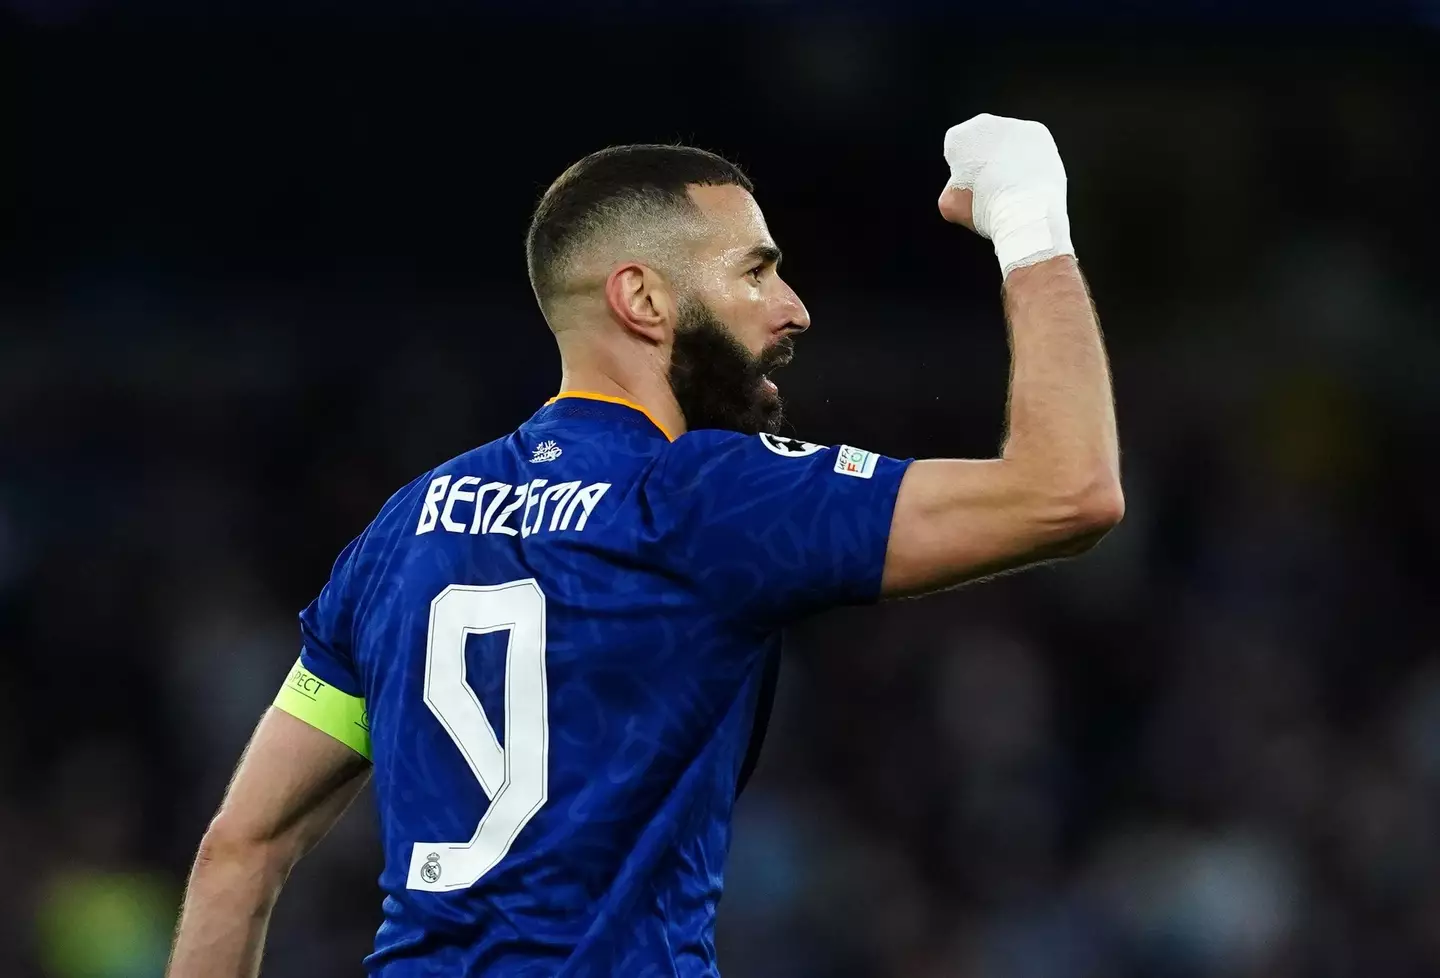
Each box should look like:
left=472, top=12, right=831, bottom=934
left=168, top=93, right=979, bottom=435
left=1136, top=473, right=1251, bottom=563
left=982, top=187, right=1073, bottom=278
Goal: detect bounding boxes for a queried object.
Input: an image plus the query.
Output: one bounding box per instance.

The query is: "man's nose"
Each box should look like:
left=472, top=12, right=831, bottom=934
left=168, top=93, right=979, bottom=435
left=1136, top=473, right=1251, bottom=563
left=780, top=278, right=811, bottom=333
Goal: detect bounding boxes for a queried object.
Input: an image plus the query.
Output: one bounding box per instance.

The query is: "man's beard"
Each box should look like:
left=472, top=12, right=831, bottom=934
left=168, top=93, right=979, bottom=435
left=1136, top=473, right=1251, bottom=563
left=667, top=299, right=794, bottom=436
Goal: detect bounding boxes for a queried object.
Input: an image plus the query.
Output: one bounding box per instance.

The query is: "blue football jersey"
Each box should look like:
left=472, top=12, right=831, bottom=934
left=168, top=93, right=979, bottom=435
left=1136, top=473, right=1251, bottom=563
left=276, top=393, right=912, bottom=976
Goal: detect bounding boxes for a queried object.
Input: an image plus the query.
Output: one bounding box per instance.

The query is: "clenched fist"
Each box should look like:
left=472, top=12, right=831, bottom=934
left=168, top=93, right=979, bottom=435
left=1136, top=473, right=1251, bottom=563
left=940, top=113, right=1074, bottom=277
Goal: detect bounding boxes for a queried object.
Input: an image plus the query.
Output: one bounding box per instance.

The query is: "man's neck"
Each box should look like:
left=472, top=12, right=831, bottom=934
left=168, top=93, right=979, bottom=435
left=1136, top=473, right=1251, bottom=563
left=556, top=369, right=688, bottom=441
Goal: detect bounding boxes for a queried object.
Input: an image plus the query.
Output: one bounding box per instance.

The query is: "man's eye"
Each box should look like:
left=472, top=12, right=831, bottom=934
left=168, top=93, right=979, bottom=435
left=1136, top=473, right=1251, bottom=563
left=748, top=265, right=765, bottom=282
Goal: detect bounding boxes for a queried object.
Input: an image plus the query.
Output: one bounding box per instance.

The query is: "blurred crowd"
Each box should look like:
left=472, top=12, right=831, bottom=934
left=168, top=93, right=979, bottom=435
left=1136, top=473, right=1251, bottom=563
left=3, top=20, right=1439, bottom=978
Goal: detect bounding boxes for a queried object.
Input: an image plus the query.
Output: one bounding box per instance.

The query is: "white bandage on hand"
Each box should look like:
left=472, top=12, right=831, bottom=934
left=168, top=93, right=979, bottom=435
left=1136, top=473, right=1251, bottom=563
left=943, top=114, right=1074, bottom=277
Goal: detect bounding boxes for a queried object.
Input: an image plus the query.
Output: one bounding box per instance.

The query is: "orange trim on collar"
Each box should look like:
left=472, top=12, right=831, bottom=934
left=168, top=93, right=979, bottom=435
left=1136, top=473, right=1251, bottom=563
left=544, top=391, right=676, bottom=442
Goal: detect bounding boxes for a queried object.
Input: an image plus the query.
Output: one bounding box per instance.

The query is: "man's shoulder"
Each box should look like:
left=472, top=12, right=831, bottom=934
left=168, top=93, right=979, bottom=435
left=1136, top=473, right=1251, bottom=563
left=392, top=434, right=523, bottom=507
left=675, top=430, right=831, bottom=457
left=431, top=433, right=520, bottom=475
left=659, top=430, right=830, bottom=477
left=352, top=442, right=502, bottom=545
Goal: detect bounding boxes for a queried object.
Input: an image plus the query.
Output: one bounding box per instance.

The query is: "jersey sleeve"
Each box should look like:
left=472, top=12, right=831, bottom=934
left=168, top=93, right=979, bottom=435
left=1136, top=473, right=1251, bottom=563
left=653, top=431, right=913, bottom=626
left=273, top=534, right=372, bottom=758
left=272, top=470, right=432, bottom=759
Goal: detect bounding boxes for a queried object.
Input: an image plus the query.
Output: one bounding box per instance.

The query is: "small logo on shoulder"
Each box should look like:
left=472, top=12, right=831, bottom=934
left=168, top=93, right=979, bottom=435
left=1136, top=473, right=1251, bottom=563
left=834, top=445, right=878, bottom=479
left=759, top=433, right=825, bottom=458
left=421, top=853, right=442, bottom=884
left=530, top=439, right=562, bottom=463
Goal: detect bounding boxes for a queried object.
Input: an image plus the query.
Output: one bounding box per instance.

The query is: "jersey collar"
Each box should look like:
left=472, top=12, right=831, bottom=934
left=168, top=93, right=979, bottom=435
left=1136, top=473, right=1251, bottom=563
left=539, top=391, right=676, bottom=442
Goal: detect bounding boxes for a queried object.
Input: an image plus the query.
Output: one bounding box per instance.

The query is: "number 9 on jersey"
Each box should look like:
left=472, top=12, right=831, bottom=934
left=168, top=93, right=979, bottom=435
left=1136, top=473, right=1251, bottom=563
left=407, top=579, right=550, bottom=892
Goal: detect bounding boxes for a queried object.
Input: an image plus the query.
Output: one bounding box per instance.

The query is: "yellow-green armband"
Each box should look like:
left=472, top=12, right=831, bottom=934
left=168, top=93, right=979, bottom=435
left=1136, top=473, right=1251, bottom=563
left=273, top=659, right=372, bottom=760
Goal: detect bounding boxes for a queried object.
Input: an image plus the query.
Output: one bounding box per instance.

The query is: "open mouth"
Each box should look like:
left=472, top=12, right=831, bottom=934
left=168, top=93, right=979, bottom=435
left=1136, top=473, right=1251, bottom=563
left=761, top=341, right=794, bottom=396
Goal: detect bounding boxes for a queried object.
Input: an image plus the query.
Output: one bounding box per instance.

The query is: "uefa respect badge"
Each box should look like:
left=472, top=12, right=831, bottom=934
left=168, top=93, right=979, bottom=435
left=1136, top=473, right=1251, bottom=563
left=833, top=445, right=878, bottom=479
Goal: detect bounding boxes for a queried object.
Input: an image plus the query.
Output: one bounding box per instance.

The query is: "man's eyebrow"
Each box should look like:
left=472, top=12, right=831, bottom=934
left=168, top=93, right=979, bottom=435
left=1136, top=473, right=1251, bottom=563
left=741, top=244, right=783, bottom=268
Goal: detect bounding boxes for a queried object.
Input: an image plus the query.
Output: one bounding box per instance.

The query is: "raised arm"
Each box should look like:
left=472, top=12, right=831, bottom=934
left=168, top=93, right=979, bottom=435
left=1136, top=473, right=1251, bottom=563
left=882, top=115, right=1122, bottom=597
left=167, top=707, right=371, bottom=978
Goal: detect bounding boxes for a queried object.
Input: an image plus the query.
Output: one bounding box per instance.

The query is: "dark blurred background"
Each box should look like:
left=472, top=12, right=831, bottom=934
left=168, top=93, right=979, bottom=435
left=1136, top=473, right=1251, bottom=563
left=4, top=3, right=1440, bottom=976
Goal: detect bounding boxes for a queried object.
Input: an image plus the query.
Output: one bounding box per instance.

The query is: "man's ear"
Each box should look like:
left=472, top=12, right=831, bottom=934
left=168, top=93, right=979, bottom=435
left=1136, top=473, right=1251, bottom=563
left=604, top=263, right=674, bottom=344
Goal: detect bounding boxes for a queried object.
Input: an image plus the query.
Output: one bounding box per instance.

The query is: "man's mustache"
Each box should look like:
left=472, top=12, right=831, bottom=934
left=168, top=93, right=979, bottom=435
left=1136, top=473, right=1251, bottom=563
left=759, top=337, right=796, bottom=373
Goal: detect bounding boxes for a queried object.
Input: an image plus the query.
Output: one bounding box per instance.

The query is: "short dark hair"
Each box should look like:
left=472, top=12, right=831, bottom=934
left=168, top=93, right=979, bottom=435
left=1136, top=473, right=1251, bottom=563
left=525, top=144, right=753, bottom=309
